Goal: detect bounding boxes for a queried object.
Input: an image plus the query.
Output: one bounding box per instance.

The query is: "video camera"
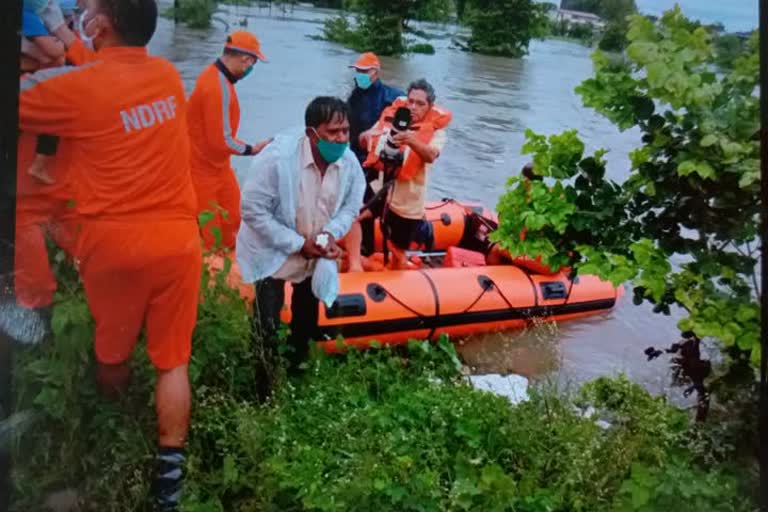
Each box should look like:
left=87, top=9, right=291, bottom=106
left=378, top=106, right=412, bottom=174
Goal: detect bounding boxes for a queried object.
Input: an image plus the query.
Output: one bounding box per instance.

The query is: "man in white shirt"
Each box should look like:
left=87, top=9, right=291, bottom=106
left=237, top=97, right=365, bottom=385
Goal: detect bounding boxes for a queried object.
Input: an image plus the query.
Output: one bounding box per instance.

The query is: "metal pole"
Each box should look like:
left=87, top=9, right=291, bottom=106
left=0, top=0, right=22, bottom=508
left=759, top=0, right=767, bottom=510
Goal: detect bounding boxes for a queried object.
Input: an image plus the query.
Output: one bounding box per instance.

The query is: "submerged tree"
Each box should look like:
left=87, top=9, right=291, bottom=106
left=462, top=0, right=550, bottom=57
left=494, top=8, right=760, bottom=416
left=323, top=0, right=450, bottom=55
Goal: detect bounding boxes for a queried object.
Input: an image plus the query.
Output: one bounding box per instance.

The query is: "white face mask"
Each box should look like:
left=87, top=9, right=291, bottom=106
left=77, top=9, right=97, bottom=51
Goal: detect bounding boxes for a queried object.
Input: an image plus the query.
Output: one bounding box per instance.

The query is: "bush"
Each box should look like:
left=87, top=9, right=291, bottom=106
left=408, top=42, right=436, bottom=54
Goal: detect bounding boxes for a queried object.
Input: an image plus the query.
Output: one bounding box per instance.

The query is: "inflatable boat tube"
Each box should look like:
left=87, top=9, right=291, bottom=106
left=281, top=265, right=621, bottom=352
left=205, top=254, right=622, bottom=353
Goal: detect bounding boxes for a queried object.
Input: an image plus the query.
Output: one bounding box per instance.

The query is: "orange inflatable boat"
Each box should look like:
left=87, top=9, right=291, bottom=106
left=208, top=199, right=623, bottom=352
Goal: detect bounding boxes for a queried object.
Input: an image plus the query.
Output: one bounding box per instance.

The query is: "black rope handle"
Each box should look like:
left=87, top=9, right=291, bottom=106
left=460, top=287, right=490, bottom=314
left=374, top=283, right=429, bottom=319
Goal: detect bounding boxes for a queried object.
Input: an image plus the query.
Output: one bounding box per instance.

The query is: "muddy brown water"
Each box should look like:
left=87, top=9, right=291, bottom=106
left=149, top=4, right=695, bottom=396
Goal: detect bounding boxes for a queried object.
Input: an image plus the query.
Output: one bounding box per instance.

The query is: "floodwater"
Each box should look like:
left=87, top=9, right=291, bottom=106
left=149, top=4, right=693, bottom=395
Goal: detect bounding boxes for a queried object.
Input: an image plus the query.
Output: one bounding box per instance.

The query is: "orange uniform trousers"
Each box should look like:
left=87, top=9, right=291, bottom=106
left=76, top=219, right=202, bottom=370
left=192, top=167, right=241, bottom=252
left=14, top=134, right=78, bottom=309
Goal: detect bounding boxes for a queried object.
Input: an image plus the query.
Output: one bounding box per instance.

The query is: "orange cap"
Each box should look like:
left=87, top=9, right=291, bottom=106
left=350, top=52, right=380, bottom=70
left=225, top=30, right=268, bottom=62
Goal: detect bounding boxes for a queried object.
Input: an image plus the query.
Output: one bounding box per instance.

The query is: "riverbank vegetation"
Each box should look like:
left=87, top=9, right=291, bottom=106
left=9, top=254, right=757, bottom=511
left=494, top=6, right=760, bottom=423
left=166, top=0, right=753, bottom=65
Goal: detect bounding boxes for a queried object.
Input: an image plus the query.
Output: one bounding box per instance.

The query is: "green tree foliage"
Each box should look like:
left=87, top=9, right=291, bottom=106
left=713, top=33, right=749, bottom=70
left=598, top=0, right=636, bottom=22
left=413, top=0, right=453, bottom=22
left=455, top=0, right=468, bottom=19
left=462, top=0, right=550, bottom=57
left=165, top=0, right=217, bottom=28
left=598, top=21, right=627, bottom=51
left=494, top=7, right=760, bottom=374
left=323, top=0, right=449, bottom=55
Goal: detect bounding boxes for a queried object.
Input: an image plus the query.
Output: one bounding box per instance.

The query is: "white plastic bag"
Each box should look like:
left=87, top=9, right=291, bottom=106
left=312, top=258, right=339, bottom=308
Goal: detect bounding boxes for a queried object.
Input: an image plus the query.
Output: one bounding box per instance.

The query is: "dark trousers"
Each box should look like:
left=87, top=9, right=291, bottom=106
left=36, top=134, right=59, bottom=155
left=253, top=276, right=320, bottom=377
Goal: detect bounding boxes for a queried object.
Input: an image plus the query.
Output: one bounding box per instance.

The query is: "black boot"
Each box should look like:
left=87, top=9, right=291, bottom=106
left=148, top=447, right=185, bottom=511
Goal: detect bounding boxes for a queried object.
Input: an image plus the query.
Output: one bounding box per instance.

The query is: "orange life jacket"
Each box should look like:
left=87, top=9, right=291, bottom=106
left=363, top=98, right=452, bottom=181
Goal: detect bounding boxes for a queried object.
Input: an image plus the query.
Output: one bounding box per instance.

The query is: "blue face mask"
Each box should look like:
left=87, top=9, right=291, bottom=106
left=354, top=72, right=372, bottom=90
left=241, top=65, right=254, bottom=79
left=312, top=128, right=348, bottom=164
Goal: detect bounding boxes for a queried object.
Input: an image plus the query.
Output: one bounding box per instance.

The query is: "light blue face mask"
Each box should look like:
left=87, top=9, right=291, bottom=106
left=354, top=72, right=372, bottom=90
left=312, top=128, right=348, bottom=164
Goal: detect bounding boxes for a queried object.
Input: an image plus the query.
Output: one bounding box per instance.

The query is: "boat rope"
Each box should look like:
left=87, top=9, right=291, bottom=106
left=482, top=275, right=530, bottom=323
left=375, top=284, right=429, bottom=319
left=417, top=269, right=441, bottom=340
left=460, top=287, right=489, bottom=314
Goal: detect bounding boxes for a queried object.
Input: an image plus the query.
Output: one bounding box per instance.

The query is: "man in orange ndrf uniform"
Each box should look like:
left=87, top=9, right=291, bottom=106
left=14, top=0, right=83, bottom=334
left=187, top=30, right=272, bottom=251
left=18, top=0, right=200, bottom=509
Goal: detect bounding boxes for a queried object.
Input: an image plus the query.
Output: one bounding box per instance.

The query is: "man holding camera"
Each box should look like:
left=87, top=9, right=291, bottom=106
left=236, top=97, right=364, bottom=387
left=354, top=79, right=451, bottom=270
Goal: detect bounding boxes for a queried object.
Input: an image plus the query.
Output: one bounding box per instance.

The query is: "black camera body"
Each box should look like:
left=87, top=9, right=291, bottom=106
left=378, top=106, right=412, bottom=173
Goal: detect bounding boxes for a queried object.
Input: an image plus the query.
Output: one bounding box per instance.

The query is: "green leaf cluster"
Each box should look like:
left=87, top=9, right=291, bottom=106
left=497, top=7, right=760, bottom=366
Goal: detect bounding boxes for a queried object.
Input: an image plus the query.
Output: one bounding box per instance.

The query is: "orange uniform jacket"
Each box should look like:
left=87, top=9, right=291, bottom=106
left=18, top=47, right=201, bottom=370
left=14, top=38, right=96, bottom=309
left=65, top=37, right=98, bottom=66
left=19, top=47, right=197, bottom=222
left=187, top=60, right=252, bottom=174
left=186, top=60, right=251, bottom=250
